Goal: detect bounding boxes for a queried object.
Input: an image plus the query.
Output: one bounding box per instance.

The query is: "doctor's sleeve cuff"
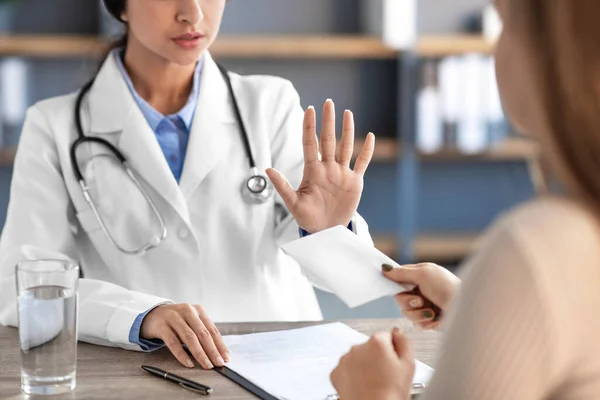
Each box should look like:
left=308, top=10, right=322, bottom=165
left=299, top=219, right=356, bottom=238
left=103, top=293, right=172, bottom=351
left=129, top=307, right=166, bottom=352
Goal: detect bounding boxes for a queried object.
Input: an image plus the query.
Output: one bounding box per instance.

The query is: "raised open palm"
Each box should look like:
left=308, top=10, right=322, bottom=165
left=266, top=100, right=375, bottom=233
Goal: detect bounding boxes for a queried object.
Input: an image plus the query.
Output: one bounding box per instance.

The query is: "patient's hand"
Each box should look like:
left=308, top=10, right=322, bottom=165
left=331, top=328, right=414, bottom=400
left=383, top=263, right=461, bottom=330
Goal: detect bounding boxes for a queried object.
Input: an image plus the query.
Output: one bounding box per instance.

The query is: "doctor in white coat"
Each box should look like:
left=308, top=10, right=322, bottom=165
left=0, top=0, right=376, bottom=370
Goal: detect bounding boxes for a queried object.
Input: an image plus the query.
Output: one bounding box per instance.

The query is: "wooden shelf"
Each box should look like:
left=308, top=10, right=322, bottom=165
left=421, top=138, right=540, bottom=162
left=354, top=137, right=539, bottom=162
left=416, top=35, right=495, bottom=57
left=0, top=34, right=494, bottom=59
left=218, top=35, right=495, bottom=59
left=212, top=36, right=398, bottom=59
left=0, top=35, right=104, bottom=58
left=374, top=233, right=479, bottom=262
left=0, top=137, right=536, bottom=168
left=0, top=35, right=398, bottom=59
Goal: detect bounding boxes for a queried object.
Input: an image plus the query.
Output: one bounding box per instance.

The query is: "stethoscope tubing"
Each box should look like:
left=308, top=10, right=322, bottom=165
left=69, top=61, right=272, bottom=255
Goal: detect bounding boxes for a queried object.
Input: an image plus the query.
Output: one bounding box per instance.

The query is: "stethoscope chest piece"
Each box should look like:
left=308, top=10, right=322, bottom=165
left=241, top=168, right=274, bottom=205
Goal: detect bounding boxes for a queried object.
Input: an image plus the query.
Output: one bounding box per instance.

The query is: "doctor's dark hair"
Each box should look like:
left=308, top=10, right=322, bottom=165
left=100, top=0, right=128, bottom=63
left=103, top=0, right=126, bottom=23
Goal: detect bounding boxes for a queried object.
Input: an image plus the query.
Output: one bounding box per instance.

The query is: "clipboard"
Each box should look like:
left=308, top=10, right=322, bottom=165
left=215, top=366, right=426, bottom=400
left=215, top=366, right=279, bottom=400
left=217, top=323, right=433, bottom=400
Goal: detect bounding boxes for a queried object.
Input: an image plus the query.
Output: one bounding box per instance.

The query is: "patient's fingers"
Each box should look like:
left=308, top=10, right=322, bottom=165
left=395, top=294, right=425, bottom=311
left=403, top=308, right=437, bottom=323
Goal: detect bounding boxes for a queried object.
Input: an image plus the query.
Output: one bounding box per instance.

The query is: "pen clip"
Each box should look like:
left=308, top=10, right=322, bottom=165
left=178, top=382, right=212, bottom=396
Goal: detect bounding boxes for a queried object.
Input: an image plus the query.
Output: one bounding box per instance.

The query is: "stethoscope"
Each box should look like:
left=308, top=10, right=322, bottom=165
left=70, top=63, right=274, bottom=255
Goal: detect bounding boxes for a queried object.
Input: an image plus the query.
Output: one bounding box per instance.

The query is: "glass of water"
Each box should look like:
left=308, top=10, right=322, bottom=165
left=16, top=260, right=79, bottom=395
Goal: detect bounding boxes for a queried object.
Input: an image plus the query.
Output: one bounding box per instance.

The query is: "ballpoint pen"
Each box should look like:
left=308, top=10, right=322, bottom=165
left=142, top=365, right=213, bottom=395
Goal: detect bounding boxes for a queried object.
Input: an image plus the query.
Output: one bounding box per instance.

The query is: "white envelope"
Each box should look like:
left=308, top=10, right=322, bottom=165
left=282, top=226, right=414, bottom=308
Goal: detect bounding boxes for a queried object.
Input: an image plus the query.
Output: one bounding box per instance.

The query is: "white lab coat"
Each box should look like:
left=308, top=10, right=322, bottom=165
left=0, top=52, right=372, bottom=350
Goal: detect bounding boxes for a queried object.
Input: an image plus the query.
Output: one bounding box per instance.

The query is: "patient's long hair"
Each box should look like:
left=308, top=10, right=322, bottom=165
left=518, top=0, right=600, bottom=209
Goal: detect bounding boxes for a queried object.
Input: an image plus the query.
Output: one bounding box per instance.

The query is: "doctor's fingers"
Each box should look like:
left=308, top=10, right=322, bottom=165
left=265, top=168, right=298, bottom=209
left=337, top=109, right=355, bottom=167
left=303, top=106, right=319, bottom=164
left=353, top=133, right=375, bottom=176
left=320, top=99, right=336, bottom=162
left=191, top=306, right=230, bottom=363
left=160, top=327, right=205, bottom=369
left=168, top=317, right=215, bottom=369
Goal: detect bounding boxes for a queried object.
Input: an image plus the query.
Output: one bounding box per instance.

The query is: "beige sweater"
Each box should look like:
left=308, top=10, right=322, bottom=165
left=421, top=197, right=600, bottom=400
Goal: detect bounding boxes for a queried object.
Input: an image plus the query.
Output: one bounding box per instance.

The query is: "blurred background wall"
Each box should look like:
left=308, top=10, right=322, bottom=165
left=0, top=0, right=537, bottom=319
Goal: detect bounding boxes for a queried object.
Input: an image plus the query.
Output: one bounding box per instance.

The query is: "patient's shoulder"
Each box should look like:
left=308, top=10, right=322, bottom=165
left=477, top=196, right=600, bottom=277
left=498, top=196, right=599, bottom=241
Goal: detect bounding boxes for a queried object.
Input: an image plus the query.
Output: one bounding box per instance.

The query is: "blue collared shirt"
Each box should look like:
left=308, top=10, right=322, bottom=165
left=114, top=49, right=203, bottom=182
left=115, top=49, right=203, bottom=351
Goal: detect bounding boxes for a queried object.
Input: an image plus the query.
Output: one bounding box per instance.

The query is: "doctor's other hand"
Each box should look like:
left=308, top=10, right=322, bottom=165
left=331, top=328, right=415, bottom=400
left=266, top=100, right=375, bottom=234
left=383, top=263, right=461, bottom=330
left=140, top=303, right=230, bottom=369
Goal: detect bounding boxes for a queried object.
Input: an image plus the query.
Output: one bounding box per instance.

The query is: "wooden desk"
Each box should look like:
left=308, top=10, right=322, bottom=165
left=0, top=319, right=440, bottom=399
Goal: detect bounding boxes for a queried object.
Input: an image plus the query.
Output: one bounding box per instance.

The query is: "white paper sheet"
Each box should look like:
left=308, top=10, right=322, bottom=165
left=223, top=323, right=434, bottom=400
left=282, top=226, right=414, bottom=308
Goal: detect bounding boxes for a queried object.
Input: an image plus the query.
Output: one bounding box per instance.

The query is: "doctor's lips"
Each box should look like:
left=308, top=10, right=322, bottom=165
left=172, top=31, right=206, bottom=50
